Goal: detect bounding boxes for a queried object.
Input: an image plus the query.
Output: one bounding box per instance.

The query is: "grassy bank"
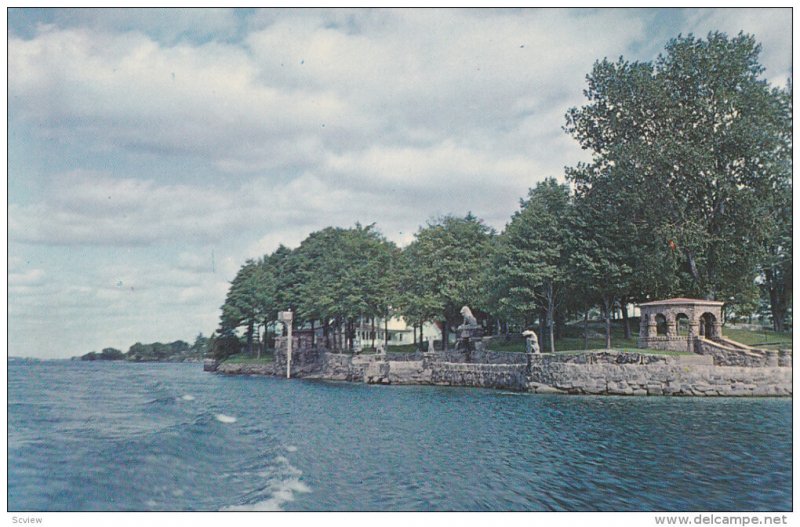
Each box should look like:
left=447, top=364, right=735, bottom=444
left=221, top=353, right=275, bottom=365
left=722, top=327, right=792, bottom=348
left=382, top=320, right=792, bottom=355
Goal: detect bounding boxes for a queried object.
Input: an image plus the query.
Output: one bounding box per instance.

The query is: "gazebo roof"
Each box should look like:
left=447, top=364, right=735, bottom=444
left=638, top=297, right=725, bottom=307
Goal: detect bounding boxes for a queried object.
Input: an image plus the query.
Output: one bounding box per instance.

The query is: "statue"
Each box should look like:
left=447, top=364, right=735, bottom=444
left=427, top=337, right=435, bottom=353
left=460, top=306, right=478, bottom=327
left=456, top=306, right=483, bottom=353
left=522, top=330, right=540, bottom=354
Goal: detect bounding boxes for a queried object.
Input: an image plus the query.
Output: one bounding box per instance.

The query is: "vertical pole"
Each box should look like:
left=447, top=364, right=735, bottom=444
left=279, top=310, right=293, bottom=379
left=286, top=319, right=292, bottom=379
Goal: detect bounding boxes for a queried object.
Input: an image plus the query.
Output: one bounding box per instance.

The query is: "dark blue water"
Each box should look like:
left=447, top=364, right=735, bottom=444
left=8, top=360, right=792, bottom=511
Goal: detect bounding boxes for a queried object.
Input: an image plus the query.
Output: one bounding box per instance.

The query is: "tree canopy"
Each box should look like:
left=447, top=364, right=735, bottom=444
left=215, top=31, right=791, bottom=353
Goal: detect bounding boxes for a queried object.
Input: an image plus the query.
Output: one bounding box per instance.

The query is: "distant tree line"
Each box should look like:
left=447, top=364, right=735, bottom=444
left=217, top=32, right=791, bottom=357
left=80, top=334, right=211, bottom=362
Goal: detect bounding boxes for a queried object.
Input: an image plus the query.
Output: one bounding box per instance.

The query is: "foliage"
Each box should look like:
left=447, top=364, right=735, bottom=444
left=80, top=347, right=125, bottom=361
left=80, top=339, right=208, bottom=362
left=210, top=334, right=242, bottom=361
left=209, top=32, right=791, bottom=352
left=495, top=178, right=573, bottom=351
left=565, top=32, right=791, bottom=310
left=401, top=214, right=496, bottom=349
left=218, top=224, right=400, bottom=352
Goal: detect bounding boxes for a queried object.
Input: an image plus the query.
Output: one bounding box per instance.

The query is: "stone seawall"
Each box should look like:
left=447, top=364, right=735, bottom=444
left=428, top=362, right=528, bottom=390
left=694, top=338, right=793, bottom=368
left=209, top=349, right=791, bottom=397
left=529, top=361, right=791, bottom=396
left=215, top=361, right=276, bottom=376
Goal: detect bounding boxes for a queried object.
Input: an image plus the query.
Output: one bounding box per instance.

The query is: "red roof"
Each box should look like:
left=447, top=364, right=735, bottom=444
left=638, top=297, right=725, bottom=307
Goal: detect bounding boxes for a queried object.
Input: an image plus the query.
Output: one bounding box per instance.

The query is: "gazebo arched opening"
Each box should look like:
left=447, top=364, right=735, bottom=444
left=655, top=314, right=668, bottom=336
left=675, top=313, right=690, bottom=337
left=700, top=312, right=717, bottom=339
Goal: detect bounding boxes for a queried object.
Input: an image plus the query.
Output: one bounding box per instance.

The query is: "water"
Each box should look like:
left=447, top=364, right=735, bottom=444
left=8, top=360, right=792, bottom=511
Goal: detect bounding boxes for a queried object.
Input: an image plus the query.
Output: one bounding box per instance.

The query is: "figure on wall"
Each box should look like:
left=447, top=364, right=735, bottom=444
left=523, top=330, right=540, bottom=354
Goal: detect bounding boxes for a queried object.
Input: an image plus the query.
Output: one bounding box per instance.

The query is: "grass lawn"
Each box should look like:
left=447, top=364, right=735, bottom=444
left=723, top=327, right=792, bottom=348
left=489, top=323, right=640, bottom=353
left=243, top=323, right=791, bottom=360
left=385, top=344, right=420, bottom=353
left=222, top=353, right=275, bottom=364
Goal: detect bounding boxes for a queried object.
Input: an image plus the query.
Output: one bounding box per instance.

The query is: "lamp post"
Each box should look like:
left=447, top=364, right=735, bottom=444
left=278, top=310, right=293, bottom=379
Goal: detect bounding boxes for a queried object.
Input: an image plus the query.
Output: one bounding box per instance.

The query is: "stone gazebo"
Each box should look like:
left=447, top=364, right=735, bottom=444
left=638, top=298, right=724, bottom=353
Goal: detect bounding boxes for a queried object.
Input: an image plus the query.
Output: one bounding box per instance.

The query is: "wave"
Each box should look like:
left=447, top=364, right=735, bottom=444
left=215, top=414, right=237, bottom=424
left=180, top=395, right=195, bottom=401
left=145, top=396, right=177, bottom=405
left=222, top=455, right=311, bottom=511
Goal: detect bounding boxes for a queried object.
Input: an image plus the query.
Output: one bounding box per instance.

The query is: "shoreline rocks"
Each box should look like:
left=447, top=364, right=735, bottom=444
left=209, top=350, right=792, bottom=397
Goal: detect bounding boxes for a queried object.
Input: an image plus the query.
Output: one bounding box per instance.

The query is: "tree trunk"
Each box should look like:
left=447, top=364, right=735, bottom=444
left=543, top=281, right=556, bottom=353
left=686, top=249, right=702, bottom=289
left=538, top=311, right=546, bottom=352
left=371, top=317, right=376, bottom=350
left=621, top=298, right=632, bottom=340
left=310, top=320, right=315, bottom=348
left=419, top=321, right=424, bottom=349
left=246, top=320, right=254, bottom=356
left=603, top=297, right=612, bottom=349
left=554, top=309, right=564, bottom=341
left=384, top=315, right=389, bottom=348
left=442, top=314, right=448, bottom=351
left=323, top=319, right=329, bottom=349
left=255, top=323, right=261, bottom=359
left=584, top=310, right=590, bottom=350
left=766, top=268, right=788, bottom=332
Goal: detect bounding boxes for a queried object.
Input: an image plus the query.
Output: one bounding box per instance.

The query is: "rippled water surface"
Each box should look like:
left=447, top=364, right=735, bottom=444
left=8, top=360, right=792, bottom=511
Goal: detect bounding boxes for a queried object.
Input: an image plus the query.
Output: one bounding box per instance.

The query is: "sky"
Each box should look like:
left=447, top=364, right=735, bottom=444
left=7, top=7, right=793, bottom=359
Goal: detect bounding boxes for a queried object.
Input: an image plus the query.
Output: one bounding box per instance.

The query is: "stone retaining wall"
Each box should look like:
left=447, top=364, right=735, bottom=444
left=434, top=349, right=528, bottom=364
left=428, top=363, right=528, bottom=390
left=528, top=361, right=792, bottom=397
left=693, top=338, right=794, bottom=368
left=212, top=348, right=791, bottom=397
left=215, top=361, right=276, bottom=376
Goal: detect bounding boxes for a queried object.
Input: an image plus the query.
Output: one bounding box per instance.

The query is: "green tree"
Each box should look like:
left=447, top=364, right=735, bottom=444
left=397, top=247, right=443, bottom=348
left=565, top=32, right=791, bottom=308
left=219, top=256, right=285, bottom=357
left=496, top=178, right=573, bottom=352
left=760, top=177, right=792, bottom=331
left=191, top=332, right=211, bottom=357
left=288, top=224, right=398, bottom=351
left=569, top=194, right=637, bottom=348
left=99, top=347, right=124, bottom=360
left=402, top=214, right=496, bottom=350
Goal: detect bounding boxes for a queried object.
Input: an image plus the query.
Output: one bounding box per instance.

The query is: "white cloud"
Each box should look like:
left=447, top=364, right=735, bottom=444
left=9, top=268, right=46, bottom=286
left=9, top=170, right=251, bottom=245
left=683, top=8, right=792, bottom=87
left=7, top=8, right=791, bottom=359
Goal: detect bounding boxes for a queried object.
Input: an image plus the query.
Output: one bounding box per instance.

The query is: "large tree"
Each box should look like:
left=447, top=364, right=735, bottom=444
left=219, top=259, right=264, bottom=355
left=402, top=214, right=496, bottom=350
left=565, top=32, right=791, bottom=310
left=291, top=224, right=398, bottom=351
left=496, top=178, right=573, bottom=352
